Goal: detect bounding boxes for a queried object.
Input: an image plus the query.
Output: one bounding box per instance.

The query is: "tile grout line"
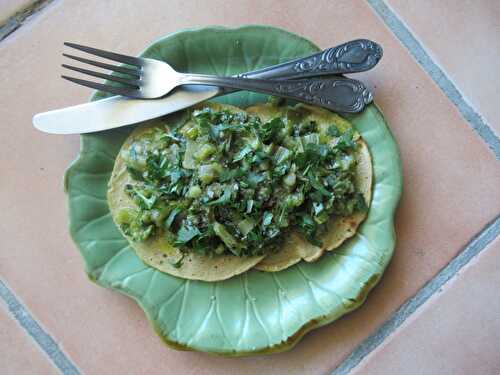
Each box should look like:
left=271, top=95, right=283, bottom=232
left=0, top=279, right=81, bottom=375
left=0, top=1, right=496, bottom=373
left=331, top=214, right=500, bottom=375
left=332, top=0, right=500, bottom=372
left=0, top=0, right=54, bottom=41
left=366, top=0, right=500, bottom=159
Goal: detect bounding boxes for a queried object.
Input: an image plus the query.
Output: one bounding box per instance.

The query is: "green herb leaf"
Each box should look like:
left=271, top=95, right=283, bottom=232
left=337, top=129, right=356, bottom=150
left=126, top=166, right=144, bottom=181
left=246, top=172, right=265, bottom=188
left=307, top=172, right=332, bottom=197
left=259, top=118, right=284, bottom=142
left=327, top=125, right=340, bottom=137
left=175, top=223, right=201, bottom=244
left=213, top=222, right=244, bottom=256
left=297, top=214, right=321, bottom=247
left=165, top=208, right=180, bottom=229
left=170, top=253, right=185, bottom=268
left=208, top=186, right=232, bottom=206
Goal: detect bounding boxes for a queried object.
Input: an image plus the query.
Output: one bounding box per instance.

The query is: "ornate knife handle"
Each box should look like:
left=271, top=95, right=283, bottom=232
left=241, top=39, right=383, bottom=80
left=179, top=74, right=373, bottom=113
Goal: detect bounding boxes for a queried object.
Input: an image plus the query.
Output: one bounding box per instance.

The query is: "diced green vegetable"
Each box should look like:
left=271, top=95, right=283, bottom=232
left=302, top=133, right=320, bottom=145
left=262, top=211, right=273, bottom=227
left=213, top=222, right=244, bottom=256
left=238, top=218, right=255, bottom=236
left=183, top=140, right=198, bottom=169
left=183, top=126, right=199, bottom=139
left=194, top=144, right=216, bottom=161
left=283, top=172, right=296, bottom=187
left=233, top=145, right=252, bottom=162
left=273, top=146, right=291, bottom=164
left=187, top=185, right=202, bottom=198
left=199, top=164, right=216, bottom=184
left=286, top=192, right=304, bottom=208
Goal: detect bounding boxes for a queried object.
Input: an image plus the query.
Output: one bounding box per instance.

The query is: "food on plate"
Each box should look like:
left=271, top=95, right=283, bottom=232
left=248, top=103, right=372, bottom=271
left=107, top=101, right=372, bottom=281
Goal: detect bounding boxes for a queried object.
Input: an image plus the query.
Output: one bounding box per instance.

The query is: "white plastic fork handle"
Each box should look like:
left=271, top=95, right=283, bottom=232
left=33, top=85, right=222, bottom=134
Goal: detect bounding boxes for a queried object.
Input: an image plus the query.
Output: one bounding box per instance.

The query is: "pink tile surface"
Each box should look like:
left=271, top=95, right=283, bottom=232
left=386, top=0, right=500, bottom=134
left=352, top=236, right=500, bottom=375
left=0, top=0, right=499, bottom=374
left=0, top=304, right=58, bottom=375
left=0, top=0, right=32, bottom=24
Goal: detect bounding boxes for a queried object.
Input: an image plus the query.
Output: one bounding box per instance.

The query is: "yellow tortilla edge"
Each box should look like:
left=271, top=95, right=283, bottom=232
left=249, top=103, right=373, bottom=272
left=107, top=102, right=265, bottom=282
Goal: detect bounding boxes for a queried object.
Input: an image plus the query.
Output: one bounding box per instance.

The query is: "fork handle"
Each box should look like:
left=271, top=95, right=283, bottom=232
left=240, top=39, right=382, bottom=80
left=178, top=74, right=372, bottom=113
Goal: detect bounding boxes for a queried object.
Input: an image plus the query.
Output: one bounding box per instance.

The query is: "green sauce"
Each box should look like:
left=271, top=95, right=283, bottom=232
left=117, top=105, right=366, bottom=257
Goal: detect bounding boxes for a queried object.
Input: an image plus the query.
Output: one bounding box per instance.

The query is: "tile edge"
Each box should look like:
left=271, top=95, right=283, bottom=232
left=0, top=0, right=55, bottom=42
left=330, top=214, right=500, bottom=375
left=0, top=279, right=82, bottom=375
left=366, top=0, right=500, bottom=159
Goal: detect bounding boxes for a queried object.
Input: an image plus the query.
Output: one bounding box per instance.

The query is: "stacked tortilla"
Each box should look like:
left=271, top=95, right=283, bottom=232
left=107, top=102, right=372, bottom=281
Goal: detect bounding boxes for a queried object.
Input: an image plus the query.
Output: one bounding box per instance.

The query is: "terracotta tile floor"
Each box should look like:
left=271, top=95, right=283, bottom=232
left=0, top=304, right=58, bottom=375
left=0, top=1, right=499, bottom=374
left=352, top=236, right=500, bottom=375
left=386, top=0, right=500, bottom=135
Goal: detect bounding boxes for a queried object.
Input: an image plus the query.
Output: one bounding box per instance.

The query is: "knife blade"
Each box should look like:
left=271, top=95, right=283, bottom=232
left=33, top=85, right=224, bottom=134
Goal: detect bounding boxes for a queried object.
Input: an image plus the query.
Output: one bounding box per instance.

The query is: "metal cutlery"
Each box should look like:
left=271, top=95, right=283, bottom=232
left=34, top=40, right=382, bottom=134
left=238, top=38, right=382, bottom=79
left=61, top=41, right=380, bottom=113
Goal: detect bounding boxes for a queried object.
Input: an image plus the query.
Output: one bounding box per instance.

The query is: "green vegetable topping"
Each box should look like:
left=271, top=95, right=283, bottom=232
left=118, top=105, right=366, bottom=257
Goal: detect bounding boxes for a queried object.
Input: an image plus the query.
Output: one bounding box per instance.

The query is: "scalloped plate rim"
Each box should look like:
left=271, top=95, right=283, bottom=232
left=64, top=25, right=402, bottom=356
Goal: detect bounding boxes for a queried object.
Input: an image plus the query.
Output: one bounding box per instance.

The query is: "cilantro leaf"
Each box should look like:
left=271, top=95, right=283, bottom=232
left=259, top=118, right=284, bottom=142
left=246, top=172, right=265, bottom=188
left=297, top=214, right=321, bottom=246
left=165, top=208, right=180, bottom=229
left=327, top=125, right=340, bottom=137
left=208, top=186, right=232, bottom=206
left=337, top=129, right=356, bottom=150
left=126, top=166, right=144, bottom=181
left=175, top=223, right=201, bottom=244
left=307, top=172, right=332, bottom=197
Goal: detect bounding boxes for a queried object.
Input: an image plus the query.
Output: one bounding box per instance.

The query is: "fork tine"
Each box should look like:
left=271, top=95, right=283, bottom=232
left=61, top=75, right=137, bottom=97
left=63, top=53, right=140, bottom=77
left=64, top=42, right=142, bottom=67
left=62, top=64, right=139, bottom=87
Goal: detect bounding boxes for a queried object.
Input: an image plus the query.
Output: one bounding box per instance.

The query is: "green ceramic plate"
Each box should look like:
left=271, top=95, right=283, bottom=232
left=65, top=25, right=402, bottom=355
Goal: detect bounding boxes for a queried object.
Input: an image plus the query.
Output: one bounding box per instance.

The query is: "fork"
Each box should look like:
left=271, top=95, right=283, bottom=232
left=62, top=42, right=377, bottom=113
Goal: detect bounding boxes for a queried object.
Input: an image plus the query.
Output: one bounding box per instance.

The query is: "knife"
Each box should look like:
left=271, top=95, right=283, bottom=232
left=33, top=39, right=382, bottom=134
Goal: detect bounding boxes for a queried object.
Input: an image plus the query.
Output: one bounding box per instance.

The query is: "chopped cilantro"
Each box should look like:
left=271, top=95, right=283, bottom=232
left=327, top=125, right=340, bottom=137
left=119, top=104, right=367, bottom=259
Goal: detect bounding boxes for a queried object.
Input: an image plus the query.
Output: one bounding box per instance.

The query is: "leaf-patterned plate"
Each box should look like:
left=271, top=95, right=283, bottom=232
left=65, top=25, right=402, bottom=355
